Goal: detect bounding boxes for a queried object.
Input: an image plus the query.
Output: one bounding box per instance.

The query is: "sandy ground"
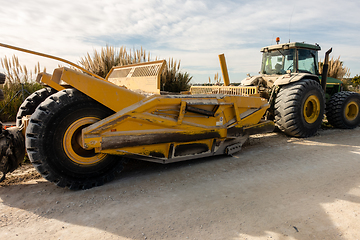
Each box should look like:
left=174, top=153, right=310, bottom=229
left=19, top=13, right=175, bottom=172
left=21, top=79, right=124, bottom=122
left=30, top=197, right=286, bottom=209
left=1, top=128, right=360, bottom=240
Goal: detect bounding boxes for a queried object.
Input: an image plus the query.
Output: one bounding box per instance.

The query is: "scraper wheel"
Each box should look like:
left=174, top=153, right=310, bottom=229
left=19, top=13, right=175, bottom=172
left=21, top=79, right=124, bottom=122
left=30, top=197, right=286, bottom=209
left=16, top=87, right=57, bottom=127
left=26, top=88, right=124, bottom=190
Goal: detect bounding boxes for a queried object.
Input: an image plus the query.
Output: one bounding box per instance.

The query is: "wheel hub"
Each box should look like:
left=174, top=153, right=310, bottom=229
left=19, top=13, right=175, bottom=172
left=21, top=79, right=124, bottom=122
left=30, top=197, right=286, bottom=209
left=63, top=117, right=106, bottom=165
left=345, top=101, right=359, bottom=121
left=304, top=95, right=320, bottom=124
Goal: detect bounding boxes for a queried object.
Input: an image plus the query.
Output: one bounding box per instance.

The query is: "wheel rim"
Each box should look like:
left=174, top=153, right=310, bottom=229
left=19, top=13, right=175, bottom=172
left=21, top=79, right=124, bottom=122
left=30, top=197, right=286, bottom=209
left=63, top=117, right=106, bottom=165
left=345, top=101, right=359, bottom=121
left=303, top=95, right=320, bottom=124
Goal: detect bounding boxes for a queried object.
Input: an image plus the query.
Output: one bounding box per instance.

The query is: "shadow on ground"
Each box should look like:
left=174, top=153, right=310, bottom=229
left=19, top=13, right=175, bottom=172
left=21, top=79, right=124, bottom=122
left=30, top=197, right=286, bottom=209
left=1, top=128, right=360, bottom=239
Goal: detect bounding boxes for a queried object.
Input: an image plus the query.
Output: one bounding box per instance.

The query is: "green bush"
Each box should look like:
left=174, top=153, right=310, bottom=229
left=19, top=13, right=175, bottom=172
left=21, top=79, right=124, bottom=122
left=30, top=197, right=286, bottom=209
left=0, top=83, right=44, bottom=122
left=0, top=55, right=45, bottom=122
left=351, top=75, right=360, bottom=92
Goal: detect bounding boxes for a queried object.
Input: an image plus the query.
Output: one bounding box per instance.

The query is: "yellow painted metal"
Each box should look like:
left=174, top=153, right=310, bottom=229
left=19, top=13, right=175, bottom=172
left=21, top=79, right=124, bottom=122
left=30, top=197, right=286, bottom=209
left=36, top=72, right=65, bottom=91
left=219, top=54, right=230, bottom=86
left=0, top=42, right=105, bottom=81
left=106, top=60, right=166, bottom=94
left=63, top=117, right=107, bottom=165
left=177, top=101, right=187, bottom=124
left=345, top=101, right=359, bottom=121
left=190, top=86, right=258, bottom=96
left=0, top=42, right=275, bottom=162
left=80, top=90, right=271, bottom=159
left=104, top=143, right=172, bottom=158
left=20, top=116, right=30, bottom=137
left=51, top=67, right=146, bottom=112
left=303, top=95, right=321, bottom=124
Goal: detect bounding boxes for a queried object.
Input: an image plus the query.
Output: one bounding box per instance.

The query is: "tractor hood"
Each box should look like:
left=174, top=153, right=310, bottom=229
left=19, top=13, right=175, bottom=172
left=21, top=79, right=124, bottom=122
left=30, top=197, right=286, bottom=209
left=241, top=73, right=319, bottom=87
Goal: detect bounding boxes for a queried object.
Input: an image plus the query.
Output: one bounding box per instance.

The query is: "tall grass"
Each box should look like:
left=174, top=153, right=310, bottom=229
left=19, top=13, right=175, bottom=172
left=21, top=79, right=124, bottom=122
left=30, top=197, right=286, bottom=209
left=0, top=55, right=44, bottom=122
left=0, top=83, right=43, bottom=122
left=1, top=55, right=44, bottom=85
left=319, top=56, right=350, bottom=79
left=79, top=46, right=151, bottom=78
left=79, top=46, right=192, bottom=92
left=160, top=58, right=192, bottom=92
left=0, top=45, right=193, bottom=123
left=208, top=73, right=221, bottom=85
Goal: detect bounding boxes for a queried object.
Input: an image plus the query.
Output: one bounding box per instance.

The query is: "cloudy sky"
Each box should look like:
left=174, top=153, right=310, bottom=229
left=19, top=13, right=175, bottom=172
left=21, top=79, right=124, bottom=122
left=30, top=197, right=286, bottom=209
left=0, top=0, right=359, bottom=84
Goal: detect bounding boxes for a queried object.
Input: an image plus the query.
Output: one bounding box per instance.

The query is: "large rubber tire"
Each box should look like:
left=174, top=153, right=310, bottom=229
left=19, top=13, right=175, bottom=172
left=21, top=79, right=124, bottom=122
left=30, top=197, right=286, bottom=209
left=26, top=88, right=124, bottom=190
left=16, top=87, right=57, bottom=127
left=275, top=79, right=325, bottom=137
left=326, top=91, right=360, bottom=129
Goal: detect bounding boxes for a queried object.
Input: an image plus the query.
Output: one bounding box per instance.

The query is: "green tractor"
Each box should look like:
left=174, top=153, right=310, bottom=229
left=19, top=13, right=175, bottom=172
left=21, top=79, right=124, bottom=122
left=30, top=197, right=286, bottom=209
left=241, top=41, right=360, bottom=137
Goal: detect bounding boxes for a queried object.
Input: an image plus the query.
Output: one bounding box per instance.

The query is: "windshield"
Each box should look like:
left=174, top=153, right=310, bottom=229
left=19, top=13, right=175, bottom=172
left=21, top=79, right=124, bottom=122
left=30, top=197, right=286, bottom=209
left=298, top=49, right=318, bottom=74
left=261, top=49, right=295, bottom=75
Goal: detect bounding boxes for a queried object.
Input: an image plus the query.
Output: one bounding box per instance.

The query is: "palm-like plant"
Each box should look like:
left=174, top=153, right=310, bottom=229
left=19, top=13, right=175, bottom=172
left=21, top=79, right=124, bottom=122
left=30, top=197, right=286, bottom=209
left=79, top=46, right=192, bottom=92
left=0, top=55, right=44, bottom=122
left=79, top=46, right=150, bottom=78
left=1, top=55, right=44, bottom=85
left=319, top=56, right=350, bottom=79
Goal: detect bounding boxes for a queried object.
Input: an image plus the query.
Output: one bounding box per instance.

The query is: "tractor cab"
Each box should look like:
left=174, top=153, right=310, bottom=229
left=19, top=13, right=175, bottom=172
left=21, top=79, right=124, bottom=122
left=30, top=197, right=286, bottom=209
left=260, top=42, right=320, bottom=76
left=241, top=41, right=343, bottom=101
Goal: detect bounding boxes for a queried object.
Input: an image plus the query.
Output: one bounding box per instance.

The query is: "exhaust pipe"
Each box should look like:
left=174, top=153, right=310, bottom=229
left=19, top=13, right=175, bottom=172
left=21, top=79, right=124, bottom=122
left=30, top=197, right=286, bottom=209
left=321, top=48, right=333, bottom=92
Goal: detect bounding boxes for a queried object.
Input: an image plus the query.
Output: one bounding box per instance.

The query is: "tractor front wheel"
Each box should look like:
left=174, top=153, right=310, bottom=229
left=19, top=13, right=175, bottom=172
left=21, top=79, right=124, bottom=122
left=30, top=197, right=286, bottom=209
left=274, top=79, right=325, bottom=137
left=26, top=88, right=124, bottom=190
left=326, top=91, right=360, bottom=129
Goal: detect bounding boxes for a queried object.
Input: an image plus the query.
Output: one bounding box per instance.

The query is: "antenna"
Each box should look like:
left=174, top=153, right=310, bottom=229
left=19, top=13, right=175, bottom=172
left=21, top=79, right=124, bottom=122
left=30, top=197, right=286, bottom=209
left=271, top=34, right=274, bottom=45
left=289, top=5, right=295, bottom=43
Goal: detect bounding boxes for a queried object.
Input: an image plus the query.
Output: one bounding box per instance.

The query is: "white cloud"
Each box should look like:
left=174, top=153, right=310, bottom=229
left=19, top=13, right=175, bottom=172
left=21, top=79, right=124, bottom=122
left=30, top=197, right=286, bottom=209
left=0, top=0, right=359, bottom=83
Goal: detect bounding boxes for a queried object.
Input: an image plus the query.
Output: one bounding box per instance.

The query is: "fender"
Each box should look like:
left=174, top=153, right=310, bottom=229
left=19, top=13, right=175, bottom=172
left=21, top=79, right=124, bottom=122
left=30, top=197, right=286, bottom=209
left=241, top=75, right=263, bottom=86
left=241, top=73, right=320, bottom=87
left=274, top=73, right=320, bottom=86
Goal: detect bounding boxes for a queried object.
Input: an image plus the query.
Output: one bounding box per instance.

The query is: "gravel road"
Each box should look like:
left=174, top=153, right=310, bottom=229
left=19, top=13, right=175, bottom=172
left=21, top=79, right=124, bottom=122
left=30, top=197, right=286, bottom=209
left=1, top=128, right=360, bottom=239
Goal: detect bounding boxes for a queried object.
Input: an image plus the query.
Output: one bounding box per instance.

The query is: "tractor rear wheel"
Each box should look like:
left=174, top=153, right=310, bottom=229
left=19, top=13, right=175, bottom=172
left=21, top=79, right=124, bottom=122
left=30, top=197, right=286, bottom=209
left=16, top=87, right=57, bottom=127
left=26, top=88, right=124, bottom=190
left=274, top=79, right=325, bottom=137
left=326, top=91, right=360, bottom=129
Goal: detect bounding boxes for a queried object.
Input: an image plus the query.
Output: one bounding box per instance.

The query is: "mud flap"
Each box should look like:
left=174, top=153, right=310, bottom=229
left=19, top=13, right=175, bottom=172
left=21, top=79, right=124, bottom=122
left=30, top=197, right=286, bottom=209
left=0, top=124, right=25, bottom=182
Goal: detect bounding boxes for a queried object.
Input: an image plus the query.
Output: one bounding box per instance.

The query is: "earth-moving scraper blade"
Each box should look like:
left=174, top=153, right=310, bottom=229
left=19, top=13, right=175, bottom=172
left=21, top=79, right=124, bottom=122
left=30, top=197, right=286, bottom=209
left=0, top=42, right=274, bottom=189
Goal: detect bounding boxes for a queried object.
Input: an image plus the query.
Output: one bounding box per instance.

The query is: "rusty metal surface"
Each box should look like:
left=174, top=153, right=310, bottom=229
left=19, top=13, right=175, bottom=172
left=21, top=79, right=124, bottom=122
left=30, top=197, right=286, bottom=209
left=101, top=131, right=221, bottom=150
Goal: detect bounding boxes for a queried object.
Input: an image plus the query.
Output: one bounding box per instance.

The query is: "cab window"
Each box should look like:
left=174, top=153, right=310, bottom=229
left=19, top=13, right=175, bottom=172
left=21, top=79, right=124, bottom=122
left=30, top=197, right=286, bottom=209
left=297, top=49, right=318, bottom=74
left=261, top=49, right=295, bottom=75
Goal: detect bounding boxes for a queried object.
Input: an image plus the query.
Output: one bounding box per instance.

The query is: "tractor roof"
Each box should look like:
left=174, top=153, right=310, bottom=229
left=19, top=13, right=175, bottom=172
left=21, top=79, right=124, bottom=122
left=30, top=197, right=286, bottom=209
left=261, top=42, right=321, bottom=52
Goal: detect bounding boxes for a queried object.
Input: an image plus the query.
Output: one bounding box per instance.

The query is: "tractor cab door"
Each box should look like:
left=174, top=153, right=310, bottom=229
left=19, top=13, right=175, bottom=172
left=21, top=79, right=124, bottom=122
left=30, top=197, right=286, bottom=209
left=297, top=49, right=319, bottom=75
left=261, top=49, right=295, bottom=75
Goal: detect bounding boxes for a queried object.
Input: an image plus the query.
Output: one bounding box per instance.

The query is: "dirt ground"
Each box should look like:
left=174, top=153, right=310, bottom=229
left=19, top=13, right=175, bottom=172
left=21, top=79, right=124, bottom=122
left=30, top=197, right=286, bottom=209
left=1, top=128, right=360, bottom=240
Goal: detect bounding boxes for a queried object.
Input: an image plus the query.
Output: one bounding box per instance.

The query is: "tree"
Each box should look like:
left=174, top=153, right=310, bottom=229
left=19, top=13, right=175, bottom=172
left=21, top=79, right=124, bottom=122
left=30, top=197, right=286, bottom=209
left=352, top=75, right=360, bottom=90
